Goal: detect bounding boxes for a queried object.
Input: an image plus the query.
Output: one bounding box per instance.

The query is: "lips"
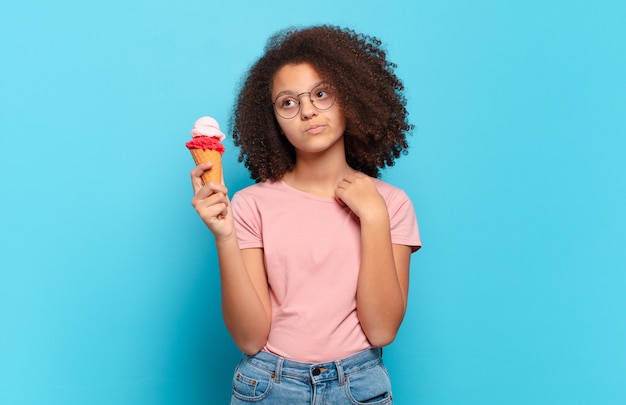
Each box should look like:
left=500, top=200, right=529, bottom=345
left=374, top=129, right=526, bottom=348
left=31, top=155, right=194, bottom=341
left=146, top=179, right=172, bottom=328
left=305, top=124, right=325, bottom=134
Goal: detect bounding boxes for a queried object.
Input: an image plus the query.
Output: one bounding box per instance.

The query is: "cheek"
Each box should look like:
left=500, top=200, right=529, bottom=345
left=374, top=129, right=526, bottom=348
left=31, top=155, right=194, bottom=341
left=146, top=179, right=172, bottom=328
left=334, top=111, right=347, bottom=132
left=276, top=120, right=291, bottom=135
left=332, top=104, right=347, bottom=126
left=277, top=122, right=299, bottom=142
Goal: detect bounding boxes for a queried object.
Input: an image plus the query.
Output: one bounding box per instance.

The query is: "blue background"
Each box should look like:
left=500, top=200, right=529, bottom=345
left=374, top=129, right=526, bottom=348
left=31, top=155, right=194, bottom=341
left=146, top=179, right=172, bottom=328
left=1, top=1, right=625, bottom=404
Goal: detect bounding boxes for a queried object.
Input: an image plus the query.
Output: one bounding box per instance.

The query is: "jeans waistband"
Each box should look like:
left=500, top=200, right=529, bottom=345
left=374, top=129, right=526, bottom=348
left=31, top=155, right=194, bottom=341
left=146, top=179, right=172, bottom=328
left=243, top=348, right=382, bottom=384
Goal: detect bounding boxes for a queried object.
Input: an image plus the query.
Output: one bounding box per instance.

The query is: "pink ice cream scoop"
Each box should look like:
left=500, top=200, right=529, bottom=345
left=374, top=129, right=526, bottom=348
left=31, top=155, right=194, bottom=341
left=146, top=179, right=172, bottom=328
left=185, top=116, right=226, bottom=184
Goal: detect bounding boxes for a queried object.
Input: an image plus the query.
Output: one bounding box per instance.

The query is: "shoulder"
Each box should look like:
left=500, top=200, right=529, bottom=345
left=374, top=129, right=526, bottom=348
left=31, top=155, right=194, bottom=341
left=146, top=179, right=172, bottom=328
left=233, top=180, right=284, bottom=201
left=372, top=177, right=421, bottom=251
left=232, top=180, right=300, bottom=215
left=371, top=177, right=418, bottom=220
left=372, top=178, right=412, bottom=204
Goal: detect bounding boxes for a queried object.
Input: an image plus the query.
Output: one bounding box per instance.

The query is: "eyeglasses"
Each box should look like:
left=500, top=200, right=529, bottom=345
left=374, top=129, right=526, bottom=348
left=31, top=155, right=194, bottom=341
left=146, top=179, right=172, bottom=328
left=272, top=83, right=337, bottom=119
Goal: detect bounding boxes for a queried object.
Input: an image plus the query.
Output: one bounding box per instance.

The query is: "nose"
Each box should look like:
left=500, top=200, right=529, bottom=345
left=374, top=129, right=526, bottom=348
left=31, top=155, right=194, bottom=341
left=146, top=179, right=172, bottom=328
left=299, top=96, right=318, bottom=119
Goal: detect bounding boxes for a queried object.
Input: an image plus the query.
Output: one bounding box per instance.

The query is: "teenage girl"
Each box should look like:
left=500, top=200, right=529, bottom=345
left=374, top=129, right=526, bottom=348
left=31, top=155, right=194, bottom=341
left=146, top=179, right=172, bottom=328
left=190, top=25, right=421, bottom=405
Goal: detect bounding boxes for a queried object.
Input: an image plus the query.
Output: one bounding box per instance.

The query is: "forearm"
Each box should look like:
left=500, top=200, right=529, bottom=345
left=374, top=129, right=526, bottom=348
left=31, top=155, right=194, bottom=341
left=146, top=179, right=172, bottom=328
left=356, top=214, right=406, bottom=347
left=216, top=237, right=270, bottom=354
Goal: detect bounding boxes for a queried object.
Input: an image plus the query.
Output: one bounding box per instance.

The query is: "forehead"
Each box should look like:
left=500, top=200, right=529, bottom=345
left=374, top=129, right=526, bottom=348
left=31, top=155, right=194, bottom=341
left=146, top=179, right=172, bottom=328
left=271, top=63, right=322, bottom=95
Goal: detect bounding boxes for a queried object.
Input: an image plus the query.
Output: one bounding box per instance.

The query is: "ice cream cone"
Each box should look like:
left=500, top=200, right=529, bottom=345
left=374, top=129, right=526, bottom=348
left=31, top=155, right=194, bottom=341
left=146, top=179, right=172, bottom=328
left=190, top=148, right=222, bottom=184
left=186, top=116, right=226, bottom=184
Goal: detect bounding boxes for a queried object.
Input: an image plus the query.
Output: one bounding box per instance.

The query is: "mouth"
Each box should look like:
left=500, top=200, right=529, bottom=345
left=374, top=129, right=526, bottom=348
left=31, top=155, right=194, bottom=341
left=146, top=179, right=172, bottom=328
left=305, top=124, right=325, bottom=134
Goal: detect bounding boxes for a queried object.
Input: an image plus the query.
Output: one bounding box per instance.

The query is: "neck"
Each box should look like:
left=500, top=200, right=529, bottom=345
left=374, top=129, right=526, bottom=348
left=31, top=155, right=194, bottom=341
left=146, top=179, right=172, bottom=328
left=283, top=150, right=355, bottom=197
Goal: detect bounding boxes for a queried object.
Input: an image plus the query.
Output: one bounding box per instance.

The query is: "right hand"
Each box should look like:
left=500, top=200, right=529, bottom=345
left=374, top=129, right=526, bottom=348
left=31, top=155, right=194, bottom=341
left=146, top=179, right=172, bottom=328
left=190, top=162, right=234, bottom=240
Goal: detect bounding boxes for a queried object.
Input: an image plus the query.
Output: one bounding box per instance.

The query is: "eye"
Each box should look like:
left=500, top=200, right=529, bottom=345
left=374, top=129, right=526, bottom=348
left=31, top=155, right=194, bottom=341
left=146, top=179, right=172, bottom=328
left=314, top=88, right=331, bottom=100
left=313, top=83, right=336, bottom=101
left=279, top=96, right=298, bottom=109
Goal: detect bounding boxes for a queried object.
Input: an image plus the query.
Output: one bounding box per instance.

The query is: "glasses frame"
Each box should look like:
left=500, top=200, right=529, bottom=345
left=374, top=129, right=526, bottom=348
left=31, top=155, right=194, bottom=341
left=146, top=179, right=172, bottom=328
left=272, top=83, right=337, bottom=119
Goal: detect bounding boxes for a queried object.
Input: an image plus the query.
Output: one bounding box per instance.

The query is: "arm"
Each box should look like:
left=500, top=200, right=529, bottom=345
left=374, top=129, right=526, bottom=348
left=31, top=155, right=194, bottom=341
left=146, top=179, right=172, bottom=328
left=191, top=163, right=271, bottom=354
left=217, top=243, right=271, bottom=354
left=358, top=222, right=411, bottom=346
left=335, top=173, right=411, bottom=346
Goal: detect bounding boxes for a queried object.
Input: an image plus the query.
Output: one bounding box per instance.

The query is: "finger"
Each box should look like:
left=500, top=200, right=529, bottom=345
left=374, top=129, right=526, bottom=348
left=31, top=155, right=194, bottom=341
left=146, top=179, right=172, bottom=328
left=190, top=162, right=215, bottom=194
left=192, top=191, right=229, bottom=217
left=208, top=182, right=228, bottom=197
left=191, top=176, right=204, bottom=195
left=199, top=202, right=229, bottom=222
left=342, top=172, right=356, bottom=182
left=336, top=179, right=350, bottom=190
left=191, top=162, right=214, bottom=179
left=205, top=193, right=230, bottom=221
left=207, top=190, right=229, bottom=206
left=196, top=183, right=228, bottom=203
left=217, top=199, right=229, bottom=220
left=334, top=186, right=346, bottom=203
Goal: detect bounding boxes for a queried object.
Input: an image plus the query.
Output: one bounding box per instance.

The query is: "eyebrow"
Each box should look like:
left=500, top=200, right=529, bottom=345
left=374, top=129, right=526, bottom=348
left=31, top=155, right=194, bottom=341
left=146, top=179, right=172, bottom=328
left=272, top=81, right=327, bottom=100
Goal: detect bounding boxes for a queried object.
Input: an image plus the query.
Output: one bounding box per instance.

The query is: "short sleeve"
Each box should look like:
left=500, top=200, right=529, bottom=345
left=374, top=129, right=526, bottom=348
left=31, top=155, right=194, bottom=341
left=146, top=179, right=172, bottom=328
left=387, top=188, right=421, bottom=253
left=231, top=191, right=264, bottom=249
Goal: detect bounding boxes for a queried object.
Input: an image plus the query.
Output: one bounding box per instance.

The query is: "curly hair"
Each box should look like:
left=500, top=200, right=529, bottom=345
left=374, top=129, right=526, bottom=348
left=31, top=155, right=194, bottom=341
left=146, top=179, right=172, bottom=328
left=231, top=25, right=413, bottom=182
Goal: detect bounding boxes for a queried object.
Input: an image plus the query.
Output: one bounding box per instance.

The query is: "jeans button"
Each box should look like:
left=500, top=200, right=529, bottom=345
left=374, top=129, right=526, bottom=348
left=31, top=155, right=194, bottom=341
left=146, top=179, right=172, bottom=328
left=312, top=367, right=321, bottom=376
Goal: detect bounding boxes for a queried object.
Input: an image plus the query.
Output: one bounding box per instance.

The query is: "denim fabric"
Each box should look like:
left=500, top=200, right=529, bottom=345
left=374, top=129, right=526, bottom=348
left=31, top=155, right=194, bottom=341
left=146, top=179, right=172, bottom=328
left=230, top=348, right=393, bottom=404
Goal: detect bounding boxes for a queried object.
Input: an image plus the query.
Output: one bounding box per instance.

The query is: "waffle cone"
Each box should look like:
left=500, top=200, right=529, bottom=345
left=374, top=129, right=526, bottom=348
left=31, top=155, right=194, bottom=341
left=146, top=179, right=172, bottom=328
left=190, top=148, right=222, bottom=184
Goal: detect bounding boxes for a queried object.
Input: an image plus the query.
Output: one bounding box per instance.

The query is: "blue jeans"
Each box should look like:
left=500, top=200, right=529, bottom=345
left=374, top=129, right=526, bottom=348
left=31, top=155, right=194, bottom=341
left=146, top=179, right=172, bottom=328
left=230, top=347, right=393, bottom=404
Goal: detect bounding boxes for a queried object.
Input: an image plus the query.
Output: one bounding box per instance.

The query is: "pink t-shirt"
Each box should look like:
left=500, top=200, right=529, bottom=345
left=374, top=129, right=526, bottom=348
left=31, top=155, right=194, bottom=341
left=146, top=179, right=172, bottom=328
left=231, top=179, right=421, bottom=363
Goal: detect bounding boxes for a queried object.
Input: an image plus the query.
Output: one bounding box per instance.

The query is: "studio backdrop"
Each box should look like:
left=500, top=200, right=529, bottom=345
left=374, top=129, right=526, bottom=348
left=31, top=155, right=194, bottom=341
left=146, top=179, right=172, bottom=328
left=1, top=1, right=625, bottom=404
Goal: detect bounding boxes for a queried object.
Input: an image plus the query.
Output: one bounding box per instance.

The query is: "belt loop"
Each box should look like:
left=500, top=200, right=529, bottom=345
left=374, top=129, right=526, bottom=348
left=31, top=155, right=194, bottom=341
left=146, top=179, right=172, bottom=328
left=274, top=357, right=284, bottom=384
left=336, top=360, right=345, bottom=386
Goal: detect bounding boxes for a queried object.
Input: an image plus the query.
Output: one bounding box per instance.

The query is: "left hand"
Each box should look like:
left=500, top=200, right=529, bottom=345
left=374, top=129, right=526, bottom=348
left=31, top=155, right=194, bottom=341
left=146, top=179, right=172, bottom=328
left=334, top=172, right=387, bottom=219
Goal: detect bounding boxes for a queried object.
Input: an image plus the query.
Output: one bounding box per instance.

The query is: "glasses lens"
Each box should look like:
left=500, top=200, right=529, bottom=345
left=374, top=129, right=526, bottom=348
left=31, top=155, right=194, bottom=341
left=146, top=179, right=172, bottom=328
left=273, top=83, right=337, bottom=119
left=311, top=84, right=336, bottom=110
left=275, top=95, right=300, bottom=119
